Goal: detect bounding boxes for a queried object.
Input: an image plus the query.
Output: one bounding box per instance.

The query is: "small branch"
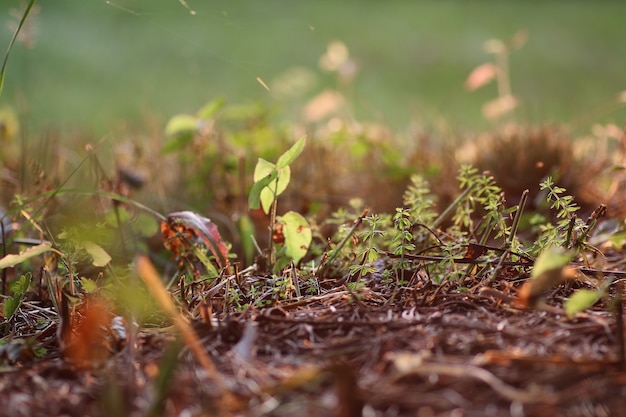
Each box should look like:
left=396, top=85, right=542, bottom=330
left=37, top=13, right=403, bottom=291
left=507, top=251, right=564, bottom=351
left=508, top=189, right=529, bottom=247
left=432, top=183, right=476, bottom=229
left=319, top=209, right=368, bottom=276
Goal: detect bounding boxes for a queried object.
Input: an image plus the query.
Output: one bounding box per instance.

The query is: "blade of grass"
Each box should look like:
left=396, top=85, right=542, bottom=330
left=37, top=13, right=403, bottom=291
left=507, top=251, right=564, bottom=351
left=0, top=0, right=37, bottom=95
left=11, top=188, right=166, bottom=222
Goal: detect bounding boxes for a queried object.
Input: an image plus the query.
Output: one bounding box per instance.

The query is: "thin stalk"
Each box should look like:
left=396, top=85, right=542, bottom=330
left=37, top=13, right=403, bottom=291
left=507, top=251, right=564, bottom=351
left=0, top=0, right=36, bottom=95
left=290, top=261, right=301, bottom=298
left=432, top=183, right=476, bottom=229
left=324, top=209, right=368, bottom=267
left=490, top=189, right=529, bottom=282
left=507, top=189, right=529, bottom=247
left=268, top=185, right=279, bottom=269
left=565, top=216, right=577, bottom=249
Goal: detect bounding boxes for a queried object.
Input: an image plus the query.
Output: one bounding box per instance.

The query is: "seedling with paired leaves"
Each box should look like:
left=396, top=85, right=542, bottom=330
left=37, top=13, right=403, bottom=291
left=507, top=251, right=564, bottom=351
left=249, top=136, right=311, bottom=270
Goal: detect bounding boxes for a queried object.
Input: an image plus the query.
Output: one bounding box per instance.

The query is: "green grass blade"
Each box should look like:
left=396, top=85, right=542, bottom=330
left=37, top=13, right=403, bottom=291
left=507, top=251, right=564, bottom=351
left=0, top=0, right=37, bottom=96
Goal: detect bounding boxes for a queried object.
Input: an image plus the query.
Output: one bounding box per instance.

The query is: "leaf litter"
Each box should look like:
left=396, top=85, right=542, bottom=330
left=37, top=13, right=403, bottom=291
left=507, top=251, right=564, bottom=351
left=1, top=245, right=625, bottom=417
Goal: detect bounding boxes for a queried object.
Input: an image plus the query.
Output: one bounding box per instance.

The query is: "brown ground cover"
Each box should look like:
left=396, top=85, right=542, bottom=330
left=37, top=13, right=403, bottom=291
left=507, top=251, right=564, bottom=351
left=1, top=259, right=624, bottom=417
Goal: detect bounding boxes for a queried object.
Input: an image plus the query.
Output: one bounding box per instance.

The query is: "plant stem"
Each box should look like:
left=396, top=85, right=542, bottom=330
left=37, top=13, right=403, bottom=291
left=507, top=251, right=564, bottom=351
left=324, top=209, right=368, bottom=267
left=508, top=189, right=529, bottom=247
left=268, top=196, right=278, bottom=268
left=432, top=183, right=476, bottom=229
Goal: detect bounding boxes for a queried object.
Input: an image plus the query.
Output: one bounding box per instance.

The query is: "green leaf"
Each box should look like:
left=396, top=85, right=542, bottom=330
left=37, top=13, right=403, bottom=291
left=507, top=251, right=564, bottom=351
left=83, top=241, right=112, bottom=267
left=163, top=114, right=198, bottom=152
left=197, top=97, right=225, bottom=119
left=564, top=289, right=600, bottom=318
left=253, top=158, right=290, bottom=214
left=0, top=0, right=36, bottom=96
left=2, top=274, right=32, bottom=320
left=248, top=169, right=278, bottom=210
left=260, top=167, right=290, bottom=213
left=253, top=158, right=277, bottom=182
left=80, top=277, right=99, bottom=293
left=0, top=243, right=59, bottom=270
left=531, top=247, right=572, bottom=280
left=280, top=211, right=312, bottom=264
left=237, top=214, right=256, bottom=265
left=276, top=136, right=306, bottom=169
left=134, top=213, right=159, bottom=237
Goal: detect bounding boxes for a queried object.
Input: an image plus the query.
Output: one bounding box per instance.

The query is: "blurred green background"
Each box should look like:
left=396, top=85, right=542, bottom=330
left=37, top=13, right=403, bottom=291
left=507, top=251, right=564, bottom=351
left=2, top=0, right=626, bottom=135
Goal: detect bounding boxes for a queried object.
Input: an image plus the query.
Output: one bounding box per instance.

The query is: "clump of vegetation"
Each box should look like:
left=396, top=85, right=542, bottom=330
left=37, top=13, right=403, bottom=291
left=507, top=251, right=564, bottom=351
left=2, top=6, right=626, bottom=416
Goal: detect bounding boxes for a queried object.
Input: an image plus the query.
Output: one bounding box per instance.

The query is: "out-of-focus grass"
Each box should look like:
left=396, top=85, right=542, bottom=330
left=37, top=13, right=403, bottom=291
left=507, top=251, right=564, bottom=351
left=1, top=0, right=626, bottom=134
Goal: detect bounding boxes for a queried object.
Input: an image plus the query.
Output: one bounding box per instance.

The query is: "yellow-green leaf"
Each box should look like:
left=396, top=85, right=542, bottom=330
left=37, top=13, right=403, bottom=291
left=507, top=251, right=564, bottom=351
left=280, top=211, right=311, bottom=264
left=531, top=247, right=572, bottom=280
left=80, top=277, right=99, bottom=293
left=83, top=241, right=112, bottom=267
left=0, top=243, right=59, bottom=270
left=276, top=136, right=306, bottom=169
left=2, top=273, right=32, bottom=319
left=564, top=289, right=600, bottom=318
left=253, top=158, right=290, bottom=214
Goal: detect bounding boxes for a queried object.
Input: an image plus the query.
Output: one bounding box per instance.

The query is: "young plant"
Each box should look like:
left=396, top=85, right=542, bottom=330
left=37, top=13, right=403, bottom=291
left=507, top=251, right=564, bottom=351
left=349, top=214, right=386, bottom=283
left=532, top=177, right=599, bottom=255
left=391, top=208, right=415, bottom=284
left=248, top=137, right=311, bottom=269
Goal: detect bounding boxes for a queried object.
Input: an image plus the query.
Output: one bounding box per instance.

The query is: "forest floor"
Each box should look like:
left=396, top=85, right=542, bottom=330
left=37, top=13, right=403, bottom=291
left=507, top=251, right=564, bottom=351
left=2, top=259, right=624, bottom=417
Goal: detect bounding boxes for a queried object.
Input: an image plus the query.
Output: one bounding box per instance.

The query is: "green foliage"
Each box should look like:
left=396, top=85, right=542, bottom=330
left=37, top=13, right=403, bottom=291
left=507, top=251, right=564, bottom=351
left=564, top=289, right=600, bottom=318
left=279, top=211, right=312, bottom=265
left=453, top=165, right=505, bottom=237
left=0, top=244, right=59, bottom=270
left=248, top=136, right=310, bottom=268
left=80, top=277, right=99, bottom=294
left=249, top=136, right=305, bottom=214
left=564, top=278, right=612, bottom=318
left=163, top=98, right=226, bottom=153
left=349, top=214, right=387, bottom=282
left=532, top=177, right=597, bottom=256
left=391, top=208, right=415, bottom=284
left=251, top=159, right=290, bottom=214
left=83, top=241, right=112, bottom=268
left=403, top=175, right=438, bottom=226
left=530, top=247, right=572, bottom=280
left=2, top=274, right=32, bottom=321
left=163, top=114, right=198, bottom=152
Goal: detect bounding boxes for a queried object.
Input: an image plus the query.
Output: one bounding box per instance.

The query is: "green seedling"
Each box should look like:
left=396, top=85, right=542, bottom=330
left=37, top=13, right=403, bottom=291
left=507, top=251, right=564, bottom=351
left=2, top=274, right=32, bottom=322
left=249, top=136, right=310, bottom=268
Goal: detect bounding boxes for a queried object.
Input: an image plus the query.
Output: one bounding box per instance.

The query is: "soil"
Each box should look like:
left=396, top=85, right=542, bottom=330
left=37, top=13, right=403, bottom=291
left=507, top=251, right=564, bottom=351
left=1, top=271, right=624, bottom=417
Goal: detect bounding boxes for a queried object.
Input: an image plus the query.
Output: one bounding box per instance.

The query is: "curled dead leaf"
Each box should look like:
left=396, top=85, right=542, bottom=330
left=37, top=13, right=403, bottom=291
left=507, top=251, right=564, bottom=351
left=161, top=211, right=231, bottom=274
